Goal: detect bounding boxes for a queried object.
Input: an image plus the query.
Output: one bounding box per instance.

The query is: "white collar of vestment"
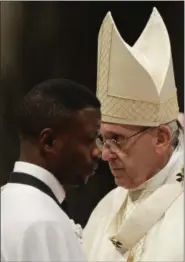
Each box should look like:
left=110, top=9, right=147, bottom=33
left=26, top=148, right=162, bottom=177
left=130, top=131, right=184, bottom=193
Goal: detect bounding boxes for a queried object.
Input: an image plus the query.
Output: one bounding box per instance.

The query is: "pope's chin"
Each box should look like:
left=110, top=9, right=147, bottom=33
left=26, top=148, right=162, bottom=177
left=114, top=178, right=134, bottom=189
left=111, top=168, right=126, bottom=177
left=111, top=169, right=132, bottom=189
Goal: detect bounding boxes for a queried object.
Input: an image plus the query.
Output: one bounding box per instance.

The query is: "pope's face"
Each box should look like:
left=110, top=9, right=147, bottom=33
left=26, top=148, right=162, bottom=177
left=99, top=123, right=172, bottom=189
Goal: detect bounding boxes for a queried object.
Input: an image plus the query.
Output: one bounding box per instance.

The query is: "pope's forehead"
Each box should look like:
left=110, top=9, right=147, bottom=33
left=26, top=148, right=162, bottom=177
left=100, top=122, right=143, bottom=133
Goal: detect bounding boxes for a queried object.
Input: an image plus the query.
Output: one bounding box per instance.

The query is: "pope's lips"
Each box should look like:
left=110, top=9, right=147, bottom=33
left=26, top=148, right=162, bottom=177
left=111, top=167, right=125, bottom=171
left=110, top=167, right=126, bottom=178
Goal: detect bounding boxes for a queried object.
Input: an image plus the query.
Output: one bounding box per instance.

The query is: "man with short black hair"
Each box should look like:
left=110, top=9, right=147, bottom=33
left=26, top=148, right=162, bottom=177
left=1, top=78, right=101, bottom=261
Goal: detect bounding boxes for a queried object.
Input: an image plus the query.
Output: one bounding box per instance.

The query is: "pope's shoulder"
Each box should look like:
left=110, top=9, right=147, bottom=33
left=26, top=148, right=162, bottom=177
left=87, top=186, right=126, bottom=221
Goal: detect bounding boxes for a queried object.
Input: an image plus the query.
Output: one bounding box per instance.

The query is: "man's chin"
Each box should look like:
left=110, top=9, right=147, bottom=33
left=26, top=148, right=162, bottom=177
left=82, top=170, right=96, bottom=184
left=66, top=173, right=93, bottom=187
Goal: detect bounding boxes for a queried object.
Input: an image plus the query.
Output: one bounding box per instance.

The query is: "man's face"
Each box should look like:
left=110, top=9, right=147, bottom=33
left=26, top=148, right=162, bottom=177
left=100, top=123, right=160, bottom=189
left=46, top=108, right=101, bottom=186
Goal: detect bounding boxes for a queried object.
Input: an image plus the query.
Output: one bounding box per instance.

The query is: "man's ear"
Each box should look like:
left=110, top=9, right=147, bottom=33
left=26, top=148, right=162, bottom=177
left=38, top=128, right=55, bottom=153
left=155, top=125, right=172, bottom=154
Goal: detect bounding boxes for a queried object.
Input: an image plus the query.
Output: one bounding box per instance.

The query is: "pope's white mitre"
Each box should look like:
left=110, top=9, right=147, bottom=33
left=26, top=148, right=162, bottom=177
left=97, top=8, right=179, bottom=126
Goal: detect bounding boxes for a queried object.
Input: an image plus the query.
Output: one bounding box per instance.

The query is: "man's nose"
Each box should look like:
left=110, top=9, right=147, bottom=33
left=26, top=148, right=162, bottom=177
left=92, top=147, right=101, bottom=159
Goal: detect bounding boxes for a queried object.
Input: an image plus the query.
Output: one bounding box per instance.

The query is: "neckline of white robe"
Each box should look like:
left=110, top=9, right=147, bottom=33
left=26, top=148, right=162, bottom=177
left=108, top=138, right=184, bottom=252
left=13, top=161, right=66, bottom=204
left=129, top=130, right=184, bottom=193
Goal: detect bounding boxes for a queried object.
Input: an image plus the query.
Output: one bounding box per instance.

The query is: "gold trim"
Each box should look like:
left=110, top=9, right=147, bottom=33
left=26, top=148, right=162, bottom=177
left=107, top=23, right=113, bottom=95
left=97, top=16, right=114, bottom=95
left=102, top=111, right=178, bottom=122
left=104, top=91, right=177, bottom=104
left=98, top=92, right=179, bottom=124
left=97, top=23, right=103, bottom=91
left=102, top=113, right=159, bottom=121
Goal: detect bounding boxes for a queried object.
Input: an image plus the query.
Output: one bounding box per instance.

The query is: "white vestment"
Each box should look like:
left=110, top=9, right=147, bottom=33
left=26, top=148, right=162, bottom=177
left=83, top=134, right=184, bottom=261
left=1, top=162, right=86, bottom=262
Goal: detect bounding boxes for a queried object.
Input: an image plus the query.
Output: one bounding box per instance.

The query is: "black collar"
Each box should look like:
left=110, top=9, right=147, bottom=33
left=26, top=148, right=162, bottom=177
left=9, top=172, right=68, bottom=211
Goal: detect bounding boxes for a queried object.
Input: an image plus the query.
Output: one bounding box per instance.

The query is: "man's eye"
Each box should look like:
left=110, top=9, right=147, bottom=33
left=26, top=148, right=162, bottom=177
left=88, top=135, right=98, bottom=143
left=88, top=137, right=95, bottom=142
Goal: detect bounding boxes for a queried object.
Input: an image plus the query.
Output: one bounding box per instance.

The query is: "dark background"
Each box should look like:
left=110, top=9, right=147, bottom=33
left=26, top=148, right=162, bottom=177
left=0, top=1, right=184, bottom=227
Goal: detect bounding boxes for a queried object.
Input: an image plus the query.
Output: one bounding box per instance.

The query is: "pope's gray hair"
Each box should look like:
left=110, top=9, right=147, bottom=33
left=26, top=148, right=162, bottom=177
left=167, top=120, right=180, bottom=148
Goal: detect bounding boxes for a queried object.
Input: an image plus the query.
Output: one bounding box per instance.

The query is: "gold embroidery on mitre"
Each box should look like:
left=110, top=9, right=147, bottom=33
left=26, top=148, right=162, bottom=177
left=96, top=9, right=179, bottom=126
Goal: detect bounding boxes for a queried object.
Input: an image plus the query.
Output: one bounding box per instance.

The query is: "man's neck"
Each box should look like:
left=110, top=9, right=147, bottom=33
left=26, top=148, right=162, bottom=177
left=19, top=141, right=46, bottom=170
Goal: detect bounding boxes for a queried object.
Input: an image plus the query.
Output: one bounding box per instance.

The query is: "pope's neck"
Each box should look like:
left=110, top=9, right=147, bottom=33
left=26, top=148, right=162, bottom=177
left=129, top=147, right=175, bottom=200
